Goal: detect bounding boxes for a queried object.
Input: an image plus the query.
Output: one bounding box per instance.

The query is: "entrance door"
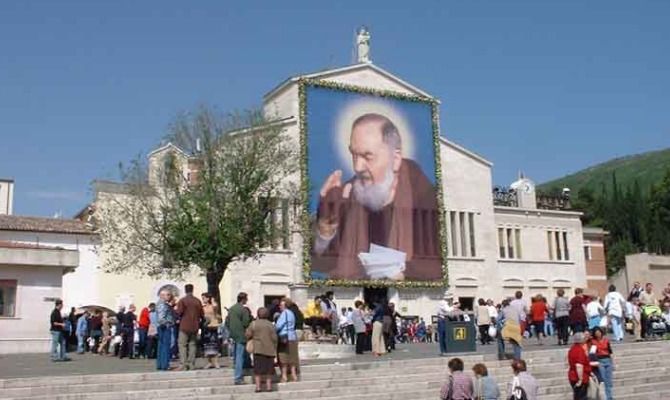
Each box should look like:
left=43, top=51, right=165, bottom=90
left=264, top=295, right=284, bottom=308
left=363, top=287, right=389, bottom=306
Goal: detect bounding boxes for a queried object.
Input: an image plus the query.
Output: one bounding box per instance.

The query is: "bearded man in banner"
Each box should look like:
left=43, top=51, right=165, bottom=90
left=312, top=112, right=442, bottom=281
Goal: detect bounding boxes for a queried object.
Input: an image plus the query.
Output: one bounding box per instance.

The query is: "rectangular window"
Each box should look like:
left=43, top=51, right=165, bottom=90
left=584, top=246, right=591, bottom=261
left=507, top=228, right=514, bottom=259
left=0, top=280, right=17, bottom=317
left=468, top=212, right=476, bottom=257
left=498, top=228, right=505, bottom=258
left=450, top=211, right=458, bottom=256
left=547, top=231, right=554, bottom=260
left=459, top=212, right=467, bottom=257
left=563, top=231, right=570, bottom=260
left=554, top=231, right=562, bottom=260
left=515, top=229, right=522, bottom=259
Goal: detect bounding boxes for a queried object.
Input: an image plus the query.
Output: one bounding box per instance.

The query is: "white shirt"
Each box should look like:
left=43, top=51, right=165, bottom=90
left=604, top=292, right=626, bottom=318
left=437, top=300, right=453, bottom=318
left=586, top=301, right=604, bottom=318
left=487, top=305, right=498, bottom=319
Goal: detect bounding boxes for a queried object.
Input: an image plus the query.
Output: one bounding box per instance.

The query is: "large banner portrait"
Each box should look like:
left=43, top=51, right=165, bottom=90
left=300, top=80, right=447, bottom=287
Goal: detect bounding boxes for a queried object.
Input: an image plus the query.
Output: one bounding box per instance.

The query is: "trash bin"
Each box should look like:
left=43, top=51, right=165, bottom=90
left=445, top=319, right=476, bottom=353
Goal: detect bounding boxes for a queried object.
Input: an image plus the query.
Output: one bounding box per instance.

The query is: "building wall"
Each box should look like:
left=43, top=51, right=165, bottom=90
left=0, top=231, right=98, bottom=311
left=493, top=208, right=587, bottom=301
left=585, top=238, right=608, bottom=296
left=0, top=180, right=14, bottom=215
left=0, top=265, right=63, bottom=353
left=610, top=253, right=670, bottom=296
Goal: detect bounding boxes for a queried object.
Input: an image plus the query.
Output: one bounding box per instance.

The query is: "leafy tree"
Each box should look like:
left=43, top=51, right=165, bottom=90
left=97, top=106, right=298, bottom=305
left=647, top=169, right=670, bottom=255
left=605, top=237, right=637, bottom=277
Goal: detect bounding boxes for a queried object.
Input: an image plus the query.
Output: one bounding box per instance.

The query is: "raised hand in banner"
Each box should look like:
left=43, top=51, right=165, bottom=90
left=317, top=170, right=351, bottom=238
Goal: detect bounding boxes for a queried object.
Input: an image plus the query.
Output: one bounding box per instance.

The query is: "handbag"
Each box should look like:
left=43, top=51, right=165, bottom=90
left=245, top=339, right=254, bottom=354
left=587, top=374, right=604, bottom=400
left=279, top=334, right=289, bottom=345
left=488, top=325, right=497, bottom=338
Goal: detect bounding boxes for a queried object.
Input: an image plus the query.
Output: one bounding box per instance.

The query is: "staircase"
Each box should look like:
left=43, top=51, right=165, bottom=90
left=1, top=341, right=668, bottom=400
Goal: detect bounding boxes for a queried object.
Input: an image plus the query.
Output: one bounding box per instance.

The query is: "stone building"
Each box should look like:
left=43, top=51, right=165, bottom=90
left=0, top=193, right=96, bottom=353
left=68, top=49, right=596, bottom=320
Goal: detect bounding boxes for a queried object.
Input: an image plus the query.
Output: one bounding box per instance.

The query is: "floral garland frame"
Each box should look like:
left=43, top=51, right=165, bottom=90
left=298, top=78, right=448, bottom=289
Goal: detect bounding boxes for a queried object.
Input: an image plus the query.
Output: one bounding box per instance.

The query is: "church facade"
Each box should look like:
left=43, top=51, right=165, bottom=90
left=65, top=58, right=604, bottom=321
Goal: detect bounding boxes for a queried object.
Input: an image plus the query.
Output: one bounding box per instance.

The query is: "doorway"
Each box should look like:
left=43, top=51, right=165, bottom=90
left=264, top=295, right=284, bottom=308
left=363, top=287, right=389, bottom=306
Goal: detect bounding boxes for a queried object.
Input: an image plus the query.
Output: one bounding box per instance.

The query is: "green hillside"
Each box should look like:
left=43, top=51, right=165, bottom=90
left=539, top=147, right=670, bottom=197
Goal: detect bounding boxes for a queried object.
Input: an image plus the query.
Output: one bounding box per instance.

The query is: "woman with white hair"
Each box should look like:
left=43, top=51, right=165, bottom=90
left=567, top=332, right=592, bottom=400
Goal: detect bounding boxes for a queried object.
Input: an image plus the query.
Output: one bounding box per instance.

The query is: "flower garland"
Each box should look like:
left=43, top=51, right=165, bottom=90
left=298, top=78, right=449, bottom=289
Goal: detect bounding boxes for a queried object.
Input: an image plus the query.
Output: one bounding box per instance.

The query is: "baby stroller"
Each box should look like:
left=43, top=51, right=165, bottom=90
left=641, top=305, right=666, bottom=339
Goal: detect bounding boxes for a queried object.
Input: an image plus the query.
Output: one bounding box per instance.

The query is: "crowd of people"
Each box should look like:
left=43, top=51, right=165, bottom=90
left=47, top=282, right=670, bottom=398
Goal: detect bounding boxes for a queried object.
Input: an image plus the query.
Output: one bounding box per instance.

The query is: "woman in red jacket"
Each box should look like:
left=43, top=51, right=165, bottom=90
left=590, top=327, right=614, bottom=400
left=567, top=332, right=592, bottom=400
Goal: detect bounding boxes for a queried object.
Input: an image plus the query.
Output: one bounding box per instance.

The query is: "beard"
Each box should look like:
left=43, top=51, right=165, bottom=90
left=352, top=166, right=395, bottom=212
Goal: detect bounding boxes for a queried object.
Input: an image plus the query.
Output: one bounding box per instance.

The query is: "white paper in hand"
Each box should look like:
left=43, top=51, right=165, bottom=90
left=358, top=244, right=406, bottom=279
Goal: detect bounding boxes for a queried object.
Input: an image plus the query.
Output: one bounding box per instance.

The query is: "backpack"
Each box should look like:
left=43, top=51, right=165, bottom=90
left=508, top=377, right=528, bottom=400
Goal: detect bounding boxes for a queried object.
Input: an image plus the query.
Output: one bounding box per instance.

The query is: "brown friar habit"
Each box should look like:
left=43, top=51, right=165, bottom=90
left=313, top=158, right=442, bottom=281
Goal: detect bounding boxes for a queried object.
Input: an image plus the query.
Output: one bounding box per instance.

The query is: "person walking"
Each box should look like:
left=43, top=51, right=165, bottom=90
left=603, top=285, right=626, bottom=342
left=568, top=332, right=592, bottom=400
left=175, top=284, right=203, bottom=371
left=553, top=289, right=571, bottom=345
left=476, top=299, right=492, bottom=345
left=229, top=292, right=252, bottom=385
left=351, top=300, right=367, bottom=354
left=529, top=295, right=548, bottom=345
left=472, top=363, right=500, bottom=400
left=507, top=359, right=538, bottom=400
left=498, top=299, right=522, bottom=361
left=569, top=288, right=588, bottom=333
left=586, top=296, right=605, bottom=331
left=156, top=289, right=176, bottom=371
left=276, top=298, right=299, bottom=382
left=50, top=300, right=69, bottom=362
left=246, top=307, right=278, bottom=392
left=76, top=311, right=89, bottom=354
left=439, top=358, right=474, bottom=400
left=371, top=300, right=387, bottom=357
left=201, top=292, right=221, bottom=369
left=510, top=291, right=529, bottom=334
left=590, top=327, right=614, bottom=400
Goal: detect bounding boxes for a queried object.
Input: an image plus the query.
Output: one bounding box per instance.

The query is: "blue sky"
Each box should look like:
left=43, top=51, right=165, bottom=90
left=1, top=1, right=668, bottom=217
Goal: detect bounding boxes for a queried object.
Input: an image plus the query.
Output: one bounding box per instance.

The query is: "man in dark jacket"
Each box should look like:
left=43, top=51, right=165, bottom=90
left=228, top=292, right=251, bottom=384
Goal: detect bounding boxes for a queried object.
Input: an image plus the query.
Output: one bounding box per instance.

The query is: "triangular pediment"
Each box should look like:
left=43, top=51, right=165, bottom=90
left=264, top=63, right=436, bottom=103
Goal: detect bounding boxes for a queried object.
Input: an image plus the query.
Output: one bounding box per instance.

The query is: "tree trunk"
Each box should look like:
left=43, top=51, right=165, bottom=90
left=206, top=268, right=225, bottom=309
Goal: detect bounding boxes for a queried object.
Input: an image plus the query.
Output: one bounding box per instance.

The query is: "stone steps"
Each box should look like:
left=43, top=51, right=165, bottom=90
left=3, top=354, right=667, bottom=398
left=5, top=360, right=670, bottom=398
left=1, top=341, right=668, bottom=400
